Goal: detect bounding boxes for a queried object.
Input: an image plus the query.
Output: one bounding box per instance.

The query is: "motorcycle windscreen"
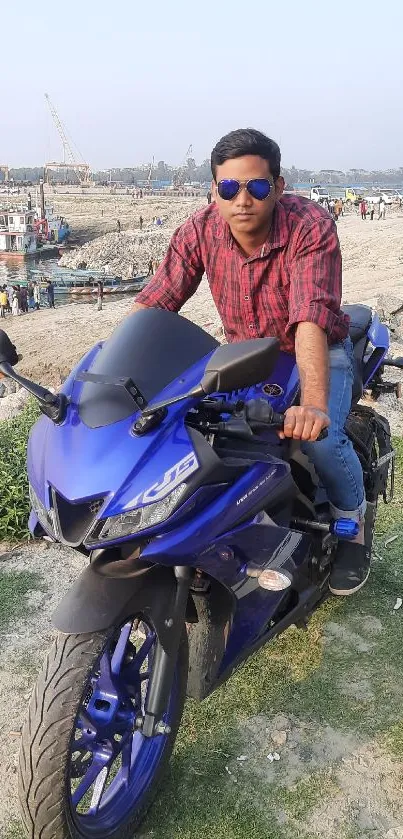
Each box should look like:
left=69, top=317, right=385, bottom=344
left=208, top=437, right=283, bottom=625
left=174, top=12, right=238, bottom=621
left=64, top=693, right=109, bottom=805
left=78, top=308, right=219, bottom=428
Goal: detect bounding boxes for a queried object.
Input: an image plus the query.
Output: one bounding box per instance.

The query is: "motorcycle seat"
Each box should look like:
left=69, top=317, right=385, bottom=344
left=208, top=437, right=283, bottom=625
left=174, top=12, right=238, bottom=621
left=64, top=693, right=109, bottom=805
left=341, top=304, right=373, bottom=401
left=342, top=304, right=372, bottom=345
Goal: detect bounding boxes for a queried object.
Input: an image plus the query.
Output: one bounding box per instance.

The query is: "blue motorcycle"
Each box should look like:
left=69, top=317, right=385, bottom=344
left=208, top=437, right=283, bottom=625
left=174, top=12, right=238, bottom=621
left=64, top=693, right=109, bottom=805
left=0, top=305, right=400, bottom=839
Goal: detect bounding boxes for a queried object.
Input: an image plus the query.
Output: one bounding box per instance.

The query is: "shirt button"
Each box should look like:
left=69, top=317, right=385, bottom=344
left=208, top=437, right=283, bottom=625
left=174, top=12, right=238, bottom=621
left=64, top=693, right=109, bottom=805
left=244, top=295, right=250, bottom=301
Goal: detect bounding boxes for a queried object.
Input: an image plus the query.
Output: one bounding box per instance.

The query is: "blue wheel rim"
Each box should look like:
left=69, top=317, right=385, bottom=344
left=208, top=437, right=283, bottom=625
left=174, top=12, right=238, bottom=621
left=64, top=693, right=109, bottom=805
left=68, top=618, right=178, bottom=836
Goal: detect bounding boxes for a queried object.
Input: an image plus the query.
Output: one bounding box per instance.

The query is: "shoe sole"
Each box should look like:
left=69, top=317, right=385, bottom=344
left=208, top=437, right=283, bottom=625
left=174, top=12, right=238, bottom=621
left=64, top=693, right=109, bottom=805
left=329, top=567, right=370, bottom=596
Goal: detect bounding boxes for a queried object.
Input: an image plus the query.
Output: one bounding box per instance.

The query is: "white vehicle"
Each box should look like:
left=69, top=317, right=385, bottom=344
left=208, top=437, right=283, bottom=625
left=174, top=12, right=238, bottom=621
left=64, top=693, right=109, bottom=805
left=310, top=186, right=330, bottom=203
left=365, top=190, right=397, bottom=206
left=365, top=193, right=382, bottom=205
left=380, top=189, right=401, bottom=204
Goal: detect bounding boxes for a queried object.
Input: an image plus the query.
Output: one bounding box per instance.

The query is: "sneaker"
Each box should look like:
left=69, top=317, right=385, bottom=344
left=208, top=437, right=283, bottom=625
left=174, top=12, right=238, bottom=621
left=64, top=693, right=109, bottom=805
left=329, top=542, right=371, bottom=596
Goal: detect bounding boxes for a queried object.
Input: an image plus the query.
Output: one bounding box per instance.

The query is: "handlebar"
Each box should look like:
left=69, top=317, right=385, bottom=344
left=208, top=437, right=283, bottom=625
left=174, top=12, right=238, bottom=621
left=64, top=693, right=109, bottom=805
left=203, top=397, right=328, bottom=441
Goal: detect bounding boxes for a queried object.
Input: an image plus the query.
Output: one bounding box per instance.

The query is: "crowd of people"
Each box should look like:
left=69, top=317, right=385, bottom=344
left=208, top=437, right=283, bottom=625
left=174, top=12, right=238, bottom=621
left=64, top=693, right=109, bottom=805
left=359, top=199, right=387, bottom=220
left=0, top=280, right=55, bottom=318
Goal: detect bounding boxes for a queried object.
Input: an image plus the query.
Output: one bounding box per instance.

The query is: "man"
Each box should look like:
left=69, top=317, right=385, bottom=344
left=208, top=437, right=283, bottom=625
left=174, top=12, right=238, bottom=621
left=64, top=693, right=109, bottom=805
left=360, top=199, right=367, bottom=220
left=0, top=286, right=7, bottom=318
left=379, top=199, right=386, bottom=220
left=47, top=280, right=55, bottom=309
left=20, top=285, right=28, bottom=313
left=33, top=281, right=41, bottom=310
left=334, top=198, right=343, bottom=220
left=139, top=215, right=143, bottom=231
left=96, top=279, right=104, bottom=311
left=133, top=128, right=368, bottom=596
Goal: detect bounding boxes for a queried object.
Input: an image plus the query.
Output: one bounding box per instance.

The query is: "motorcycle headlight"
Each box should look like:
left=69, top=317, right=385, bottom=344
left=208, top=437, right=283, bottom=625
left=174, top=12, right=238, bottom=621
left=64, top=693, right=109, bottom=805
left=29, top=483, right=54, bottom=534
left=86, top=482, right=187, bottom=545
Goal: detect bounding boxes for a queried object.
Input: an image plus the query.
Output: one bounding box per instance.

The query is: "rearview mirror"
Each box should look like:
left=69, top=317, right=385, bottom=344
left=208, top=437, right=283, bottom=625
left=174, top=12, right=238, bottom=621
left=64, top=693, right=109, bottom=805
left=201, top=337, right=280, bottom=394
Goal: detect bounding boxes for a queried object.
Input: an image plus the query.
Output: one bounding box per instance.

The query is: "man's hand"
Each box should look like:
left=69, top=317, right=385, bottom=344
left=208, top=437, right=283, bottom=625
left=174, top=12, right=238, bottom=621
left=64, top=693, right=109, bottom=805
left=279, top=405, right=330, bottom=441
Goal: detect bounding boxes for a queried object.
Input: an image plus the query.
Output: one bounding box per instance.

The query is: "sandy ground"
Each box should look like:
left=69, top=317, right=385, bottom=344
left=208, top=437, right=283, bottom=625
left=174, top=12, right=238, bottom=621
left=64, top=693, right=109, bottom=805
left=47, top=188, right=206, bottom=243
left=1, top=202, right=403, bottom=426
left=2, top=205, right=403, bottom=384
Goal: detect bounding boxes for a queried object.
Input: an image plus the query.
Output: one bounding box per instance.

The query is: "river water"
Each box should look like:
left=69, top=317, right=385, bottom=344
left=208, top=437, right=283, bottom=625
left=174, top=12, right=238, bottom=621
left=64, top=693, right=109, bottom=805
left=0, top=254, right=59, bottom=287
left=0, top=256, right=139, bottom=306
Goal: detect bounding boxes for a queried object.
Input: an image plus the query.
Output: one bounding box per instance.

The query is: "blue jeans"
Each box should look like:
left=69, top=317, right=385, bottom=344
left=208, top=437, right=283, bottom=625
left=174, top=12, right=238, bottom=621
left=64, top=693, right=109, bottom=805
left=301, top=337, right=366, bottom=521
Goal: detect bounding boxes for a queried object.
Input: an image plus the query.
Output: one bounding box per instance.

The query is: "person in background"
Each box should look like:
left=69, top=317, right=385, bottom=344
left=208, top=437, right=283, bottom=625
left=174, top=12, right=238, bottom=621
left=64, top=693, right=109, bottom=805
left=47, top=280, right=55, bottom=309
left=139, top=215, right=143, bottom=230
left=359, top=199, right=367, bottom=220
left=96, top=280, right=104, bottom=311
left=116, top=219, right=121, bottom=233
left=16, top=285, right=22, bottom=312
left=0, top=286, right=7, bottom=318
left=20, top=285, right=28, bottom=313
left=33, top=281, right=41, bottom=310
left=206, top=190, right=212, bottom=204
left=146, top=259, right=154, bottom=277
left=11, top=288, right=20, bottom=316
left=334, top=199, right=343, bottom=221
left=6, top=285, right=14, bottom=314
left=378, top=199, right=386, bottom=220
left=27, top=282, right=35, bottom=309
left=370, top=205, right=375, bottom=221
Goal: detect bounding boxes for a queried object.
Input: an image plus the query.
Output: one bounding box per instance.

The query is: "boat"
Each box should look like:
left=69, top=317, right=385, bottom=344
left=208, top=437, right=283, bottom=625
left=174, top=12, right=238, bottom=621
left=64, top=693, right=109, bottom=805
left=29, top=266, right=146, bottom=289
left=0, top=194, right=69, bottom=259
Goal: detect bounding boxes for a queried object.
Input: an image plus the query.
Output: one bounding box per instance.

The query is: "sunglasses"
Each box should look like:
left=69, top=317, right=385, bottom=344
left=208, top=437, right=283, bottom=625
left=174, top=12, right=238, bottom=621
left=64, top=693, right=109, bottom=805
left=217, top=178, right=273, bottom=201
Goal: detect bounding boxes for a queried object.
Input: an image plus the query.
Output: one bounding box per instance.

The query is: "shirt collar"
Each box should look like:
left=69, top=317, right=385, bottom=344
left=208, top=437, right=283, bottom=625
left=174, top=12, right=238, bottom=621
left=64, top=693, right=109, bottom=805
left=218, top=199, right=290, bottom=254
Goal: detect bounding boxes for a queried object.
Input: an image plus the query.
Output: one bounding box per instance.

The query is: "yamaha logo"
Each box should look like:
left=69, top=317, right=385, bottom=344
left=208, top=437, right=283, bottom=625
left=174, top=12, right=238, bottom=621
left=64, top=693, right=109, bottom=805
left=262, top=383, right=284, bottom=397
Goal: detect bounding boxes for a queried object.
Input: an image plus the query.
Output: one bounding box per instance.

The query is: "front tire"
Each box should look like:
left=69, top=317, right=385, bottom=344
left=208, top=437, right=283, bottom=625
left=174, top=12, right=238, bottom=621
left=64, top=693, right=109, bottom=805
left=18, top=619, right=188, bottom=839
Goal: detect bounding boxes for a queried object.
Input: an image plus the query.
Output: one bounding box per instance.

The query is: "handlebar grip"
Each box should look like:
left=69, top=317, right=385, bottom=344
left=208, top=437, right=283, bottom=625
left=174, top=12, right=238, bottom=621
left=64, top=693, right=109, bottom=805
left=272, top=411, right=329, bottom=442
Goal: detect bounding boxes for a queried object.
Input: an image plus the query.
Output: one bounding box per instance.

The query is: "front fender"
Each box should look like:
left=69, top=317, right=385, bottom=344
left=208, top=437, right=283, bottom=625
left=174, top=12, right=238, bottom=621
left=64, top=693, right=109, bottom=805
left=53, top=551, right=182, bottom=652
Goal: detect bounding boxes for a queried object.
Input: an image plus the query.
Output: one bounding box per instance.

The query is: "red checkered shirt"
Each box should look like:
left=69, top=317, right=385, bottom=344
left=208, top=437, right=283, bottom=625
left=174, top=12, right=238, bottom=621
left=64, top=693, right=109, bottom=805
left=136, top=195, right=350, bottom=353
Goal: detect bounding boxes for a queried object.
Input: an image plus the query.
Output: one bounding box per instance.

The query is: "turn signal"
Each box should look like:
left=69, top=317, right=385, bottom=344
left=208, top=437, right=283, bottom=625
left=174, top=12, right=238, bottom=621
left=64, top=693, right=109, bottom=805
left=257, top=570, right=292, bottom=591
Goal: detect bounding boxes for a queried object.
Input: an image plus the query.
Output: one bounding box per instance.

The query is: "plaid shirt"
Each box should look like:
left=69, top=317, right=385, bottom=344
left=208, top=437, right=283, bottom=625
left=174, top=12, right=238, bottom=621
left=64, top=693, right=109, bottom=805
left=136, top=195, right=349, bottom=353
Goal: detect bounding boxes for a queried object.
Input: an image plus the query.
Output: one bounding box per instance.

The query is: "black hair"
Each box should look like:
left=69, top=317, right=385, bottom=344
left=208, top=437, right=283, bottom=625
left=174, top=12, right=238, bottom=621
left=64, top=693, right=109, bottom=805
left=211, top=128, right=281, bottom=181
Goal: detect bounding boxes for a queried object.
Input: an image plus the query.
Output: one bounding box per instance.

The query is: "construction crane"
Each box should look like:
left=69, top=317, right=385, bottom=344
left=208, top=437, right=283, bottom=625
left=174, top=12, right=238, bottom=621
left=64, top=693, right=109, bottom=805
left=44, top=93, right=91, bottom=185
left=173, top=144, right=193, bottom=188
left=146, top=156, right=155, bottom=185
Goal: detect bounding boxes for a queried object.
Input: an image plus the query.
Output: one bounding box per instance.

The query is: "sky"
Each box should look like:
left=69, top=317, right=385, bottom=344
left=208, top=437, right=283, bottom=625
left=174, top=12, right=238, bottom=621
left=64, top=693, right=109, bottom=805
left=2, top=0, right=403, bottom=172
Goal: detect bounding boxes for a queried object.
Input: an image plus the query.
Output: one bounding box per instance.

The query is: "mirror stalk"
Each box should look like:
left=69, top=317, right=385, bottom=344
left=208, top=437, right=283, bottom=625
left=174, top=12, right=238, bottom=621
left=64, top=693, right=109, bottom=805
left=0, top=362, right=68, bottom=424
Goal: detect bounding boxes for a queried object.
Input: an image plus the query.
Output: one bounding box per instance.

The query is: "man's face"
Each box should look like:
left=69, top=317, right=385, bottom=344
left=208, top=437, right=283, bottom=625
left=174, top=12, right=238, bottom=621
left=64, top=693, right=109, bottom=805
left=212, top=155, right=284, bottom=236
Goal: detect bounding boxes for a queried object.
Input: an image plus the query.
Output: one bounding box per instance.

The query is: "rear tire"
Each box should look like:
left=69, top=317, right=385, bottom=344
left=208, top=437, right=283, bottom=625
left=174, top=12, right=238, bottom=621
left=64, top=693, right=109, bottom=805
left=18, top=624, right=188, bottom=839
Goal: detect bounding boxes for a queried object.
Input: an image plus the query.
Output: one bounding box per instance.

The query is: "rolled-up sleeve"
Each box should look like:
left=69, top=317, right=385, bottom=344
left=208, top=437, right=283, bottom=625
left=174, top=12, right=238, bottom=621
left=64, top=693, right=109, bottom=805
left=135, top=216, right=204, bottom=311
left=286, top=218, right=348, bottom=340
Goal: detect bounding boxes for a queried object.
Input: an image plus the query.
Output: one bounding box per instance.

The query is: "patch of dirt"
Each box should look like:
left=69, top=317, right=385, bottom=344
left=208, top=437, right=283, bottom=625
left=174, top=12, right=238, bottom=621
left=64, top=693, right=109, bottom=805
left=323, top=621, right=375, bottom=653
left=0, top=542, right=86, bottom=833
left=238, top=714, right=360, bottom=788
left=305, top=742, right=403, bottom=838
left=339, top=676, right=375, bottom=703
left=236, top=714, right=403, bottom=838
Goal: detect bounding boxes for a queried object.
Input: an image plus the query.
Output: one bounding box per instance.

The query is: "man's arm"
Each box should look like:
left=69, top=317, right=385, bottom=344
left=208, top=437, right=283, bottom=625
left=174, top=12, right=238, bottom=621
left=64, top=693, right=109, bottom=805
left=131, top=215, right=205, bottom=313
left=281, top=322, right=330, bottom=441
left=282, top=217, right=343, bottom=441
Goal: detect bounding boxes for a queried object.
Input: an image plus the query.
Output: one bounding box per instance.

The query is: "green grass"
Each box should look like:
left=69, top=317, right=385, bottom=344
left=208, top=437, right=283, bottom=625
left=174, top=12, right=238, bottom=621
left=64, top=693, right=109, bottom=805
left=0, top=400, right=40, bottom=541
left=1, top=819, right=25, bottom=839
left=0, top=570, right=44, bottom=636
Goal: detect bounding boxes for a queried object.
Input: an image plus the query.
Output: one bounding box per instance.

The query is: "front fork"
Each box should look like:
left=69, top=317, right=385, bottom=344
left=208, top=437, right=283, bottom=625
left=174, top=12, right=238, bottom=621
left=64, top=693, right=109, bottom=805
left=140, top=565, right=192, bottom=737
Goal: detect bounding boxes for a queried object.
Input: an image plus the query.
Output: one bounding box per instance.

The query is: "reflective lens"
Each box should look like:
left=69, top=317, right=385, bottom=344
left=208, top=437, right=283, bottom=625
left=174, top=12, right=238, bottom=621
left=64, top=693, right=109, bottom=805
left=217, top=178, right=272, bottom=201
left=247, top=178, right=272, bottom=200
left=217, top=179, right=241, bottom=200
